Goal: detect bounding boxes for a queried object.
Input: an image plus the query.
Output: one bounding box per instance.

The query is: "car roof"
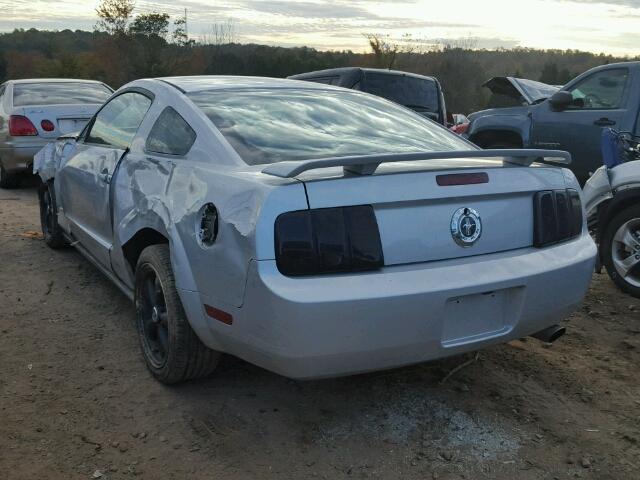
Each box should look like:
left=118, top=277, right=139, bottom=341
left=288, top=67, right=437, bottom=82
left=7, top=78, right=106, bottom=85
left=157, top=75, right=339, bottom=93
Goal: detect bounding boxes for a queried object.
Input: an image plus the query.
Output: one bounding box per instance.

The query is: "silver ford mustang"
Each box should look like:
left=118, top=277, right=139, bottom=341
left=35, top=76, right=597, bottom=384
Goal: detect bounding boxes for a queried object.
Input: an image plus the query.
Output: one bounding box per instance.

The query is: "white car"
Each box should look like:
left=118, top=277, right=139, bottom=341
left=0, top=78, right=113, bottom=188
left=35, top=76, right=597, bottom=383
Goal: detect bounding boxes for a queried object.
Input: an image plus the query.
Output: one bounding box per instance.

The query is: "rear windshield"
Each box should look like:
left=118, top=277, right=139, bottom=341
left=13, top=82, right=112, bottom=107
left=188, top=88, right=469, bottom=165
left=363, top=72, right=439, bottom=112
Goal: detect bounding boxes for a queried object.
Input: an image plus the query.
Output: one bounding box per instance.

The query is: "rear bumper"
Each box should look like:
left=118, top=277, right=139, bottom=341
left=0, top=143, right=46, bottom=173
left=182, top=234, right=596, bottom=379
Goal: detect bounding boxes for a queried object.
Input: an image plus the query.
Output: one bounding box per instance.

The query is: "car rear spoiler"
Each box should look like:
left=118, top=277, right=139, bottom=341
left=261, top=149, right=571, bottom=178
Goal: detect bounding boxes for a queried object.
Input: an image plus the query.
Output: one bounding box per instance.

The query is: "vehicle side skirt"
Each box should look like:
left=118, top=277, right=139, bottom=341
left=70, top=234, right=134, bottom=301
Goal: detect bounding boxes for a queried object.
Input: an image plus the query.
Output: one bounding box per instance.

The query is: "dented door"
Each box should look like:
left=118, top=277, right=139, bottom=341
left=58, top=143, right=127, bottom=268
left=57, top=90, right=152, bottom=270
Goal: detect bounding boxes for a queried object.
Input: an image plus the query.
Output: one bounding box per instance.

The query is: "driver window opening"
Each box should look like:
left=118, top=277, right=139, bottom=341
left=568, top=68, right=628, bottom=110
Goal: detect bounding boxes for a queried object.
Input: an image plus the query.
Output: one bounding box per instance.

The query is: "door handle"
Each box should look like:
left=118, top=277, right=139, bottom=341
left=594, top=118, right=616, bottom=126
left=99, top=168, right=112, bottom=184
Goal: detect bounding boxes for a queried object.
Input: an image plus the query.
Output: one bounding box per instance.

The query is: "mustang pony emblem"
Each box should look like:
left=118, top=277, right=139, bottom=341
left=451, top=207, right=482, bottom=247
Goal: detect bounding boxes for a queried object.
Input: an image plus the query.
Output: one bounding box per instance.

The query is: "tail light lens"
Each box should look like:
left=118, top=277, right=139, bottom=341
left=275, top=205, right=384, bottom=276
left=9, top=115, right=38, bottom=136
left=533, top=189, right=582, bottom=247
left=41, top=120, right=55, bottom=132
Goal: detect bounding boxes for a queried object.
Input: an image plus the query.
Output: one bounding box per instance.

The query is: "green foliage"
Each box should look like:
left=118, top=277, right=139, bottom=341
left=364, top=34, right=398, bottom=69
left=129, top=13, right=170, bottom=39
left=95, top=0, right=135, bottom=35
left=0, top=28, right=636, bottom=114
left=172, top=17, right=190, bottom=47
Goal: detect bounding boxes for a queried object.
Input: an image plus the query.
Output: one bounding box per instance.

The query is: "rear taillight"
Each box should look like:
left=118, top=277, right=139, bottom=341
left=41, top=120, right=55, bottom=132
left=451, top=122, right=470, bottom=135
left=9, top=115, right=38, bottom=136
left=533, top=189, right=582, bottom=247
left=9, top=115, right=38, bottom=137
left=275, top=205, right=384, bottom=276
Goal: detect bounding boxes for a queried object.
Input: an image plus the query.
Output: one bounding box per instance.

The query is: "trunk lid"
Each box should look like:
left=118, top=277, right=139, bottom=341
left=299, top=160, right=566, bottom=265
left=21, top=104, right=99, bottom=139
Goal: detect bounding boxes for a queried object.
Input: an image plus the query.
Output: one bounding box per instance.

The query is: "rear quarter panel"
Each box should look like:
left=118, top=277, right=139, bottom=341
left=112, top=154, right=307, bottom=309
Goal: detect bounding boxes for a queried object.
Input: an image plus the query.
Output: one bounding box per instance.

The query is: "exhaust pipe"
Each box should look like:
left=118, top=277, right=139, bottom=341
left=530, top=325, right=566, bottom=343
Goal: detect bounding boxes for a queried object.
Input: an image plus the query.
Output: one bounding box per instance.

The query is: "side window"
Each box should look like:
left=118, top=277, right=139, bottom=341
left=146, top=107, right=196, bottom=156
left=568, top=68, right=628, bottom=110
left=86, top=92, right=151, bottom=148
left=0, top=85, right=5, bottom=108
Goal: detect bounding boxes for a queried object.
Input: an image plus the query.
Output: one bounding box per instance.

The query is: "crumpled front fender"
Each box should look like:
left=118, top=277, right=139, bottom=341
left=584, top=160, right=640, bottom=218
left=33, top=138, right=78, bottom=183
left=583, top=166, right=613, bottom=218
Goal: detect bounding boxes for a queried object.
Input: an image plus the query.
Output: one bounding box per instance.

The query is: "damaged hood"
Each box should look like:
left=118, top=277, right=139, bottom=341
left=483, top=77, right=558, bottom=106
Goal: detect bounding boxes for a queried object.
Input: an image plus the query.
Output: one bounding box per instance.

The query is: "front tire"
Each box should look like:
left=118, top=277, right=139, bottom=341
left=135, top=245, right=220, bottom=384
left=602, top=204, right=640, bottom=298
left=38, top=181, right=67, bottom=249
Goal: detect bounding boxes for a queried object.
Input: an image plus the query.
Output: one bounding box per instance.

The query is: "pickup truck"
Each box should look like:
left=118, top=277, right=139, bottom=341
left=467, top=62, right=640, bottom=184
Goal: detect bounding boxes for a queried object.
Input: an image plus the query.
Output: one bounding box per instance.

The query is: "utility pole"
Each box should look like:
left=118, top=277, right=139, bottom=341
left=184, top=8, right=188, bottom=44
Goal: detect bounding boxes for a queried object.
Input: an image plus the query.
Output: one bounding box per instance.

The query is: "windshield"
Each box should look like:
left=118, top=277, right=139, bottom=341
left=363, top=73, right=439, bottom=112
left=188, top=88, right=469, bottom=165
left=13, top=82, right=113, bottom=107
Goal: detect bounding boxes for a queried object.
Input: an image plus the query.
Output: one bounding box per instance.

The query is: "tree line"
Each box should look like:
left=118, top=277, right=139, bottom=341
left=0, top=0, right=635, bottom=114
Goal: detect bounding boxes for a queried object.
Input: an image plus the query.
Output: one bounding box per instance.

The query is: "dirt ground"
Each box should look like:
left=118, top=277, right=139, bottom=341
left=1, top=182, right=639, bottom=480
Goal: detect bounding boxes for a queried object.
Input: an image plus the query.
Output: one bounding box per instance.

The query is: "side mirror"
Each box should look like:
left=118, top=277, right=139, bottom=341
left=549, top=91, right=573, bottom=111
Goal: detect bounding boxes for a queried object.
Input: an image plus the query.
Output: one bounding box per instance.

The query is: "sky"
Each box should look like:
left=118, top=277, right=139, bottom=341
left=0, top=0, right=640, bottom=55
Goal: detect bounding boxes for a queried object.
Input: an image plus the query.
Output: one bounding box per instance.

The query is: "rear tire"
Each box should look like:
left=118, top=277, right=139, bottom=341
left=601, top=204, right=640, bottom=298
left=0, top=161, right=20, bottom=189
left=135, top=244, right=220, bottom=384
left=38, top=181, right=67, bottom=249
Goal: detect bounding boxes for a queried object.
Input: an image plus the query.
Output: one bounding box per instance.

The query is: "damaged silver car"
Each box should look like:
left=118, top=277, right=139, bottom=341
left=35, top=76, right=596, bottom=384
left=583, top=131, right=640, bottom=298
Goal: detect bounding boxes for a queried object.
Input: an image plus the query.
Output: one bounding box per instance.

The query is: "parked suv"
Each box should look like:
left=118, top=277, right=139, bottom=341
left=288, top=67, right=447, bottom=125
left=0, top=78, right=113, bottom=188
